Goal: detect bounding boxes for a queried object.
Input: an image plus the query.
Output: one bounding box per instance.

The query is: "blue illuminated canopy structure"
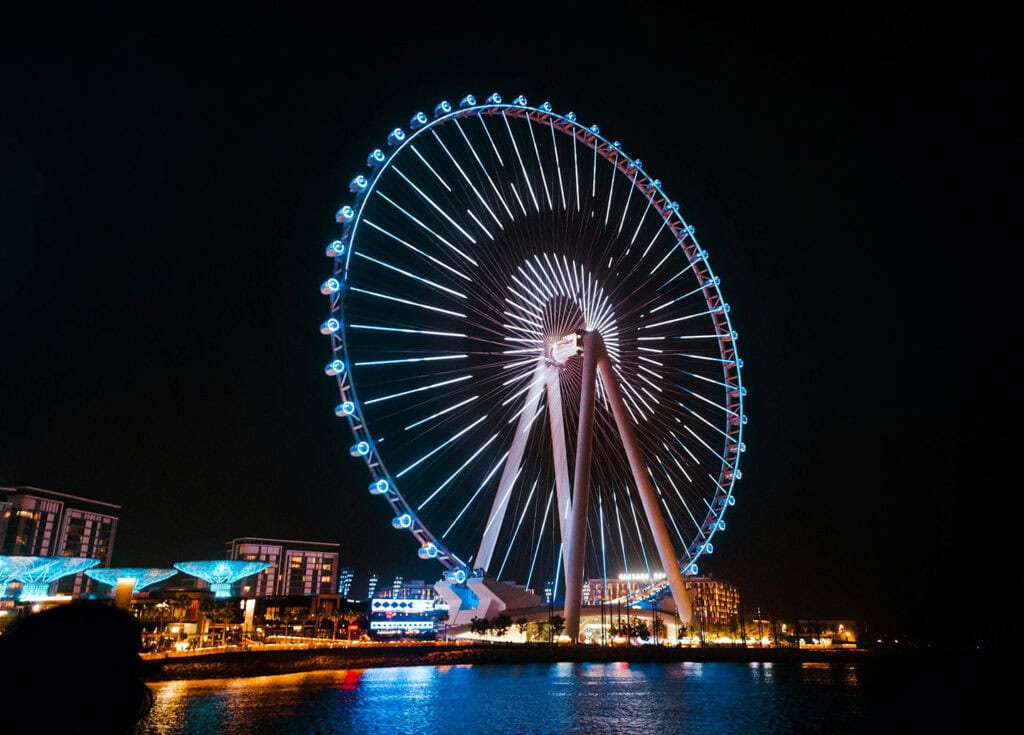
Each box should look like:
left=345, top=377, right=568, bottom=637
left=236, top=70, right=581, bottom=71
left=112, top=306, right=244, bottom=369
left=0, top=555, right=100, bottom=600
left=85, top=567, right=178, bottom=592
left=173, top=560, right=269, bottom=598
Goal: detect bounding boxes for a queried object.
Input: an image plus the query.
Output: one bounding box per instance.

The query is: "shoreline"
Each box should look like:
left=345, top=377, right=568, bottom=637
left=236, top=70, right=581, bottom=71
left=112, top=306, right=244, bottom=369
left=142, top=643, right=943, bottom=682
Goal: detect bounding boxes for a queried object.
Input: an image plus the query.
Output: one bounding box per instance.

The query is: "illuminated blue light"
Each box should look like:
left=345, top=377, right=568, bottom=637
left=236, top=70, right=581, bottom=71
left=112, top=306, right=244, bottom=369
left=513, top=95, right=527, bottom=106
left=728, top=495, right=737, bottom=505
left=566, top=112, right=576, bottom=122
left=387, top=128, right=406, bottom=146
left=687, top=225, right=696, bottom=234
left=688, top=563, right=699, bottom=575
left=173, top=560, right=270, bottom=597
left=444, top=569, right=467, bottom=584
left=541, top=101, right=552, bottom=112
left=336, top=206, right=355, bottom=223
left=417, top=543, right=439, bottom=559
left=349, top=175, right=368, bottom=193
left=335, top=401, right=355, bottom=416
left=434, top=100, right=452, bottom=117
left=740, top=386, right=747, bottom=396
left=4, top=556, right=100, bottom=599
left=367, top=148, right=386, bottom=167
left=325, top=240, right=346, bottom=257
left=85, top=567, right=178, bottom=592
left=392, top=513, right=412, bottom=529
left=734, top=470, right=743, bottom=480
left=737, top=358, right=744, bottom=368
left=742, top=415, right=749, bottom=425
left=589, top=124, right=600, bottom=134
left=613, top=140, right=622, bottom=149
left=739, top=442, right=746, bottom=453
left=320, top=278, right=342, bottom=295
left=731, top=330, right=739, bottom=340
left=320, top=318, right=340, bottom=335
left=324, top=359, right=346, bottom=376
left=705, top=542, right=714, bottom=554
left=409, top=111, right=428, bottom=129
left=670, top=201, right=679, bottom=210
left=485, top=92, right=502, bottom=104
left=717, top=520, right=727, bottom=531
left=369, top=479, right=389, bottom=495
left=653, top=179, right=661, bottom=187
left=350, top=441, right=370, bottom=457
left=459, top=94, right=476, bottom=108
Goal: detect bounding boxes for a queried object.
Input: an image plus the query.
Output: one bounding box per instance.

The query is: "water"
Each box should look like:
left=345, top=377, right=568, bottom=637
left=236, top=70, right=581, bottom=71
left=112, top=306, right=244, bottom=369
left=142, top=660, right=969, bottom=734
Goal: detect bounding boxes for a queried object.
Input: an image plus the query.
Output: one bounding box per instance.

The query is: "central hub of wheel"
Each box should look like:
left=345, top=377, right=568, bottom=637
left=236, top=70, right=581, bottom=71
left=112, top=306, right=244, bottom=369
left=546, top=332, right=583, bottom=366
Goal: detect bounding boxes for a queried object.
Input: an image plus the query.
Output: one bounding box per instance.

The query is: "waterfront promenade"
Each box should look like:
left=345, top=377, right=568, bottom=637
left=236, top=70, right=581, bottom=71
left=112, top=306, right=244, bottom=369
left=143, top=642, right=917, bottom=681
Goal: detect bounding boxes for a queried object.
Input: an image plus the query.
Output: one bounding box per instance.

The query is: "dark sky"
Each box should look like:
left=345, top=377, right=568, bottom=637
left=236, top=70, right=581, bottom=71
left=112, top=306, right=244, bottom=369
left=1, top=10, right=1011, bottom=641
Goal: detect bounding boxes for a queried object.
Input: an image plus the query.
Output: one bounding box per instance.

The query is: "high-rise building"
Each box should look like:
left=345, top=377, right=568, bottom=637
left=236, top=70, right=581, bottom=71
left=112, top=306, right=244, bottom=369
left=226, top=537, right=339, bottom=597
left=391, top=575, right=403, bottom=598
left=0, top=486, right=119, bottom=597
left=685, top=575, right=741, bottom=629
left=366, top=573, right=379, bottom=600
left=338, top=566, right=354, bottom=598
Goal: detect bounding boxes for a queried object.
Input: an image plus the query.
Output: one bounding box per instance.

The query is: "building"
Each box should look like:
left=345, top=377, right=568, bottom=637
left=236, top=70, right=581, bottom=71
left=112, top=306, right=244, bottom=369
left=685, top=575, right=741, bottom=630
left=226, top=537, right=339, bottom=597
left=365, top=573, right=379, bottom=600
left=583, top=572, right=669, bottom=605
left=338, top=567, right=354, bottom=598
left=370, top=579, right=448, bottom=635
left=0, top=486, right=119, bottom=597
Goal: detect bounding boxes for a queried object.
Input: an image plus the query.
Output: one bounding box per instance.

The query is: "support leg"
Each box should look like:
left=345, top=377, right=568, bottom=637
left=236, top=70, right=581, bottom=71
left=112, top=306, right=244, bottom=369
left=597, top=355, right=693, bottom=625
left=564, top=331, right=601, bottom=642
left=545, top=369, right=573, bottom=587
left=475, top=360, right=546, bottom=574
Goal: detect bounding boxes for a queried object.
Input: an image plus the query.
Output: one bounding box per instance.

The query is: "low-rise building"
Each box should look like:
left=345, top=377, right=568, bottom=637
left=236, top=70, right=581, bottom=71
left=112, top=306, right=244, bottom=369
left=226, top=537, right=340, bottom=597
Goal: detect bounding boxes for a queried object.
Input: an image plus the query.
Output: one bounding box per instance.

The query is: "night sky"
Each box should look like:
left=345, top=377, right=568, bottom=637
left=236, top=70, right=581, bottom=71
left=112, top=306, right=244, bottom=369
left=2, top=10, right=1010, bottom=642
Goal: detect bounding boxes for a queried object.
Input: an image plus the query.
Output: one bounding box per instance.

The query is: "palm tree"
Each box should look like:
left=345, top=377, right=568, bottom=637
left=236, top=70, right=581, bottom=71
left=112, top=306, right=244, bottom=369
left=341, top=609, right=361, bottom=642
left=516, top=617, right=529, bottom=641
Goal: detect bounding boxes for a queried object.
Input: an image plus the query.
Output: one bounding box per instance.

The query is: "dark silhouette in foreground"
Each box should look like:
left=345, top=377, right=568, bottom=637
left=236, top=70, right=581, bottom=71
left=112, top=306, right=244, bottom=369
left=0, top=600, right=153, bottom=733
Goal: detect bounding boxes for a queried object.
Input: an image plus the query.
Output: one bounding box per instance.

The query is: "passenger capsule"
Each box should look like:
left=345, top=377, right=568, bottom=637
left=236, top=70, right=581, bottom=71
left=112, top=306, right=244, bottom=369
left=444, top=569, right=468, bottom=584
left=349, top=175, right=368, bottom=193
left=417, top=543, right=439, bottom=559
left=387, top=128, right=406, bottom=146
left=513, top=95, right=527, bottom=105
left=320, top=318, right=340, bottom=335
left=369, top=479, right=389, bottom=495
left=335, top=206, right=355, bottom=223
left=485, top=92, right=502, bottom=104
left=566, top=112, right=577, bottom=122
left=320, top=278, right=341, bottom=295
left=324, top=359, right=345, bottom=376
left=410, top=111, right=428, bottom=129
left=391, top=513, right=412, bottom=529
left=705, top=542, right=714, bottom=554
left=335, top=401, right=355, bottom=416
left=717, top=520, right=727, bottom=531
left=541, top=101, right=552, bottom=112
left=367, top=148, right=386, bottom=167
left=589, top=124, right=600, bottom=134
left=612, top=140, right=622, bottom=149
left=687, top=563, right=699, bottom=575
left=459, top=94, right=476, bottom=108
left=325, top=240, right=346, bottom=258
left=728, top=495, right=737, bottom=505
left=350, top=441, right=370, bottom=457
left=434, top=100, right=452, bottom=117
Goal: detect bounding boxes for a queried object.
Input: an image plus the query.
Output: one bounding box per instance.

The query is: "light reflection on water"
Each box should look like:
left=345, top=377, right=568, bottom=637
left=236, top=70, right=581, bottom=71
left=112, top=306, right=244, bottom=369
left=143, top=661, right=916, bottom=734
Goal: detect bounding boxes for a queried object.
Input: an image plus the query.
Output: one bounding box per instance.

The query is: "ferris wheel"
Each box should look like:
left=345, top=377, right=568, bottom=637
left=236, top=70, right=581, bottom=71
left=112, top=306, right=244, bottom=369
left=320, top=93, right=745, bottom=637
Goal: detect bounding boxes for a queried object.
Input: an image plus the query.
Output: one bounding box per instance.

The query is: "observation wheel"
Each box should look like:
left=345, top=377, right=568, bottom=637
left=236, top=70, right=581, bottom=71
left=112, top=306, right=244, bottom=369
left=320, top=93, right=746, bottom=635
